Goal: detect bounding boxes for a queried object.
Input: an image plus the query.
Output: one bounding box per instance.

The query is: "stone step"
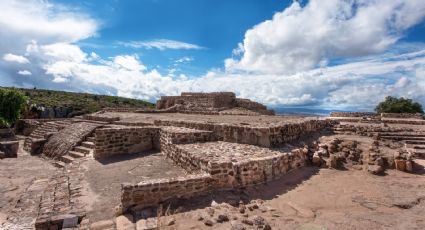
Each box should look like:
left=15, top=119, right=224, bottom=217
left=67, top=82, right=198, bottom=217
left=60, top=155, right=75, bottom=164
left=413, top=145, right=425, bottom=149
left=74, top=146, right=92, bottom=155
left=406, top=140, right=425, bottom=145
left=380, top=133, right=425, bottom=137
left=82, top=141, right=95, bottom=149
left=414, top=150, right=425, bottom=159
left=53, top=161, right=66, bottom=168
left=381, top=136, right=425, bottom=141
left=68, top=151, right=85, bottom=158
left=86, top=136, right=95, bottom=142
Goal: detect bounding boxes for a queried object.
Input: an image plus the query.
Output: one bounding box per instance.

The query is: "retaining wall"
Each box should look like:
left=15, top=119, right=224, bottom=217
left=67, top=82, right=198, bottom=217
left=121, top=173, right=212, bottom=212
left=94, top=126, right=160, bottom=159
left=381, top=113, right=424, bottom=119
left=154, top=119, right=333, bottom=147
left=329, top=112, right=377, bottom=117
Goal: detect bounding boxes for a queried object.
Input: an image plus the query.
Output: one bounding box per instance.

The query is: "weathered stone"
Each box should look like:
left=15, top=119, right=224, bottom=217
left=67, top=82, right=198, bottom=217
left=204, top=219, right=214, bottom=226
left=116, top=214, right=135, bottom=230
left=241, top=218, right=253, bottom=225
left=231, top=223, right=246, bottom=230
left=406, top=161, right=413, bottom=172
left=136, top=218, right=157, bottom=230
left=216, top=214, right=229, bottom=223
left=394, top=159, right=407, bottom=172
left=368, top=165, right=384, bottom=175
left=62, top=214, right=78, bottom=228
left=90, top=220, right=115, bottom=230
left=165, top=217, right=175, bottom=226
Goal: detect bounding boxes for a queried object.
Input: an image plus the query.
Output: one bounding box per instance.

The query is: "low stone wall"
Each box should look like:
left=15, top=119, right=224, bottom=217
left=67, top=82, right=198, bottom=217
left=83, top=114, right=120, bottom=123
left=121, top=142, right=308, bottom=210
left=381, top=113, right=424, bottom=119
left=121, top=173, right=212, bottom=212
left=0, top=140, right=19, bottom=158
left=93, top=126, right=159, bottom=159
left=154, top=119, right=334, bottom=147
left=329, top=112, right=377, bottom=117
left=171, top=142, right=308, bottom=188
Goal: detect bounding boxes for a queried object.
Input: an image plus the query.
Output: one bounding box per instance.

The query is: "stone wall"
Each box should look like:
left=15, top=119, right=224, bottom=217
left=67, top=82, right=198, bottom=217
left=154, top=119, right=334, bottom=147
left=0, top=140, right=19, bottom=158
left=93, top=126, right=160, bottom=159
left=329, top=112, right=377, bottom=117
left=381, top=113, right=424, bottom=119
left=235, top=98, right=274, bottom=115
left=121, top=173, right=212, bottom=212
left=120, top=142, right=308, bottom=211
left=159, top=127, right=216, bottom=172
left=83, top=114, right=120, bottom=123
left=155, top=92, right=274, bottom=115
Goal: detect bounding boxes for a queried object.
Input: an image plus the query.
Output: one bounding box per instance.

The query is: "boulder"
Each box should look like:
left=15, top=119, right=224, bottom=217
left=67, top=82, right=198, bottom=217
left=367, top=165, right=384, bottom=175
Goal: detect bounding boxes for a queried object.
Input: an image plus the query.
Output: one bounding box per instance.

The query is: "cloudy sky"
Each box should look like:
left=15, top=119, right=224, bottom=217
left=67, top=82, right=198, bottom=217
left=1, top=0, right=425, bottom=111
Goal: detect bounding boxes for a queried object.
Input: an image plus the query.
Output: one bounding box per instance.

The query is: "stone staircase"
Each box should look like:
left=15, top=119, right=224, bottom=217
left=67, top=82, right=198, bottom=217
left=23, top=120, right=73, bottom=151
left=379, top=133, right=425, bottom=159
left=53, top=135, right=96, bottom=168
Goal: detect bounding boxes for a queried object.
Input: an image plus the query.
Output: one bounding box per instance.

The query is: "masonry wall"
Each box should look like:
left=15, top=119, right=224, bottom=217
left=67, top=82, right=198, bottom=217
left=121, top=173, right=212, bottom=211
left=120, top=145, right=308, bottom=211
left=94, top=126, right=159, bottom=159
left=329, top=112, right=377, bottom=117
left=154, top=119, right=333, bottom=147
left=160, top=127, right=215, bottom=172
left=381, top=113, right=424, bottom=119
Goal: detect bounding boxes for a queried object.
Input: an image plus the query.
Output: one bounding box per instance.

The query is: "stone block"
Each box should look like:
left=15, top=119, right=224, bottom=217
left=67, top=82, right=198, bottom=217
left=116, top=214, right=135, bottom=230
left=136, top=218, right=157, bottom=230
left=90, top=220, right=115, bottom=230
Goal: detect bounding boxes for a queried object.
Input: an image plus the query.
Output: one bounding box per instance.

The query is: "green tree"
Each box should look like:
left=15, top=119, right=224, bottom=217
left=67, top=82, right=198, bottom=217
left=375, top=96, right=424, bottom=114
left=0, top=88, right=27, bottom=128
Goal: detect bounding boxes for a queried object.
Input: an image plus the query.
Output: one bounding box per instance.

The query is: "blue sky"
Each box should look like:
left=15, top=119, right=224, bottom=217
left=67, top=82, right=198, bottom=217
left=72, top=0, right=289, bottom=76
left=1, top=0, right=425, bottom=110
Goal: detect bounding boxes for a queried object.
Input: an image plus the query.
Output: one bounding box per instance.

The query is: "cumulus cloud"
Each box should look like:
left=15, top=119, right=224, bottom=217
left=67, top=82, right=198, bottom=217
left=225, top=0, right=425, bottom=75
left=117, top=39, right=204, bottom=50
left=3, top=53, right=29, bottom=64
left=1, top=0, right=425, bottom=111
left=17, top=70, right=32, bottom=76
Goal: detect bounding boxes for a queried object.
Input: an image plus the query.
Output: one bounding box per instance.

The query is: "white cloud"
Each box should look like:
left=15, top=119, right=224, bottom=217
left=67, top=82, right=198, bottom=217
left=0, top=0, right=97, bottom=46
left=118, top=39, right=204, bottom=50
left=3, top=53, right=29, bottom=64
left=17, top=70, right=32, bottom=76
left=175, top=56, right=194, bottom=63
left=113, top=55, right=146, bottom=71
left=225, top=0, right=425, bottom=75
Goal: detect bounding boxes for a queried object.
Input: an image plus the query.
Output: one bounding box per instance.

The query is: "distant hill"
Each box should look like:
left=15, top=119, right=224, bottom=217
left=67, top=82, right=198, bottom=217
left=2, top=87, right=154, bottom=118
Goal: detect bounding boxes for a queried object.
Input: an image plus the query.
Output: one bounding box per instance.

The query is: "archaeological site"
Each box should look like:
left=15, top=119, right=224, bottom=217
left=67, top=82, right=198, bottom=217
left=1, top=92, right=425, bottom=230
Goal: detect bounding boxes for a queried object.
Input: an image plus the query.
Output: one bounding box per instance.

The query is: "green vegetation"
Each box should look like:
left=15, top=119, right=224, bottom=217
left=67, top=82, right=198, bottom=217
left=0, top=88, right=27, bottom=128
left=375, top=96, right=424, bottom=114
left=1, top=87, right=155, bottom=118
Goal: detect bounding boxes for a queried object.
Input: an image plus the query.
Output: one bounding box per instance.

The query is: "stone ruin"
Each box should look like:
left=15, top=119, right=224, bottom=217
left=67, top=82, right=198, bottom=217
left=156, top=92, right=275, bottom=115
left=5, top=92, right=425, bottom=230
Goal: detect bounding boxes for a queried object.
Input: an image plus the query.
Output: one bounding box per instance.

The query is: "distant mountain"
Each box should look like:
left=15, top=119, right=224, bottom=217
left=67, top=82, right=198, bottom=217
left=271, top=107, right=349, bottom=116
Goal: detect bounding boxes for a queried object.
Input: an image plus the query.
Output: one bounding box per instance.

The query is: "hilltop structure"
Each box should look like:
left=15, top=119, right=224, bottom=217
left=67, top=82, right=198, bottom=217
left=156, top=92, right=275, bottom=115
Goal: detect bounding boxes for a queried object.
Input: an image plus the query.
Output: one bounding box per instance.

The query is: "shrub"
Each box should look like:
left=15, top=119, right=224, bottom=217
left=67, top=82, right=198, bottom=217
left=375, top=96, right=424, bottom=114
left=0, top=88, right=27, bottom=127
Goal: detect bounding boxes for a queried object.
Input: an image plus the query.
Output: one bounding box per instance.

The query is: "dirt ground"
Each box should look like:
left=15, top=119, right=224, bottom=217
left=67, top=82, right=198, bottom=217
left=81, top=151, right=188, bottom=222
left=0, top=140, right=58, bottom=228
left=155, top=163, right=425, bottom=230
